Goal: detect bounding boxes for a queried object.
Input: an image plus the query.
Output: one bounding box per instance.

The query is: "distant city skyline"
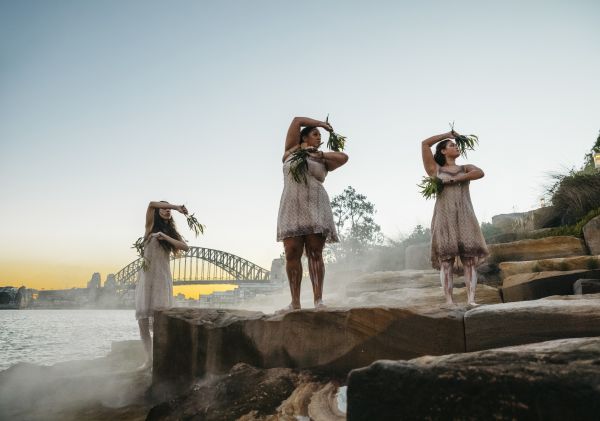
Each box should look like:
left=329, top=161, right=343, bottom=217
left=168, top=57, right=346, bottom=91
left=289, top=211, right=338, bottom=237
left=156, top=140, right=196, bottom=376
left=1, top=0, right=599, bottom=292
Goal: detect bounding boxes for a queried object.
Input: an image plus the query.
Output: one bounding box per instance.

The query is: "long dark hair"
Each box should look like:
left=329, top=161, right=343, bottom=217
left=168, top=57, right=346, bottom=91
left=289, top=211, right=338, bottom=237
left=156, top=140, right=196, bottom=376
left=148, top=205, right=183, bottom=255
left=300, top=126, right=316, bottom=144
left=434, top=139, right=452, bottom=166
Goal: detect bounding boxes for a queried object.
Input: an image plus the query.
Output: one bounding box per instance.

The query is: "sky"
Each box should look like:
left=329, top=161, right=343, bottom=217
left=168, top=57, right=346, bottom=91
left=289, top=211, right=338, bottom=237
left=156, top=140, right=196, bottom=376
left=1, top=0, right=599, bottom=292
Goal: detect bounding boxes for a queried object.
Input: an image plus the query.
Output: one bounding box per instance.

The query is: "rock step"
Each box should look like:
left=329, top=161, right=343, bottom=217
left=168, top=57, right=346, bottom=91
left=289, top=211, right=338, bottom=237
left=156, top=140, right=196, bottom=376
left=153, top=298, right=600, bottom=390
left=502, top=269, right=600, bottom=302
left=347, top=337, right=600, bottom=421
left=499, top=255, right=600, bottom=279
left=487, top=235, right=587, bottom=264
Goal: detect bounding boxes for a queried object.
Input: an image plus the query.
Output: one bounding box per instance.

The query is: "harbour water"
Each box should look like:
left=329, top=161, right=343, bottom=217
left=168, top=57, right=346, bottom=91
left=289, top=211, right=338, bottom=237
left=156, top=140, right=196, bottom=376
left=0, top=309, right=139, bottom=371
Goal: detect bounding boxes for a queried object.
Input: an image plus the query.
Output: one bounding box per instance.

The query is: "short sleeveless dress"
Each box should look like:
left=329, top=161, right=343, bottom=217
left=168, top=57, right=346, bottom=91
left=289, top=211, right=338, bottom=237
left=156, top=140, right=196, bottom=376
left=135, top=236, right=173, bottom=320
left=277, top=155, right=339, bottom=242
left=430, top=165, right=489, bottom=270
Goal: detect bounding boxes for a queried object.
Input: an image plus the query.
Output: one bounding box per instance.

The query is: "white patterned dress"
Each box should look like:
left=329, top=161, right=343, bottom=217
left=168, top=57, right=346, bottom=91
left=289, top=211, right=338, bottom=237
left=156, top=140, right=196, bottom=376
left=277, top=156, right=339, bottom=242
left=430, top=165, right=489, bottom=270
left=135, top=236, right=173, bottom=320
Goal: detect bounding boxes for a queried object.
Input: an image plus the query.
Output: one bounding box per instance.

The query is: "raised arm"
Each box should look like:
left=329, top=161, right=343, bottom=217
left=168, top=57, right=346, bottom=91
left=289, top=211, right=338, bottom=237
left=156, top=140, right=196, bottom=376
left=421, top=131, right=455, bottom=176
left=284, top=117, right=332, bottom=156
left=144, top=201, right=187, bottom=237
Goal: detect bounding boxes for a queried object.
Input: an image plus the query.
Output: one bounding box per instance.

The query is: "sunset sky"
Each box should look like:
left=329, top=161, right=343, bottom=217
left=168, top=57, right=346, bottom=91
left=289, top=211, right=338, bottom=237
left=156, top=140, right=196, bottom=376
left=1, top=0, right=599, bottom=293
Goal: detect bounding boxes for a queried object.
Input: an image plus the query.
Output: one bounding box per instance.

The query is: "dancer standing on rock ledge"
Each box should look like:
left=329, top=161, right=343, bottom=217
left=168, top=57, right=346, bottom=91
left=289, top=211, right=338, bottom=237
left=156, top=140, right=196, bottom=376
left=421, top=131, right=488, bottom=306
left=135, top=201, right=189, bottom=369
left=277, top=117, right=348, bottom=311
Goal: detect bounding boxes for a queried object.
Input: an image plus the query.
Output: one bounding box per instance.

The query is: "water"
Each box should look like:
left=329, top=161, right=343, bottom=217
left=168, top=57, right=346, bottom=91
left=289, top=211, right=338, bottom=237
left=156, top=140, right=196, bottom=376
left=0, top=309, right=139, bottom=371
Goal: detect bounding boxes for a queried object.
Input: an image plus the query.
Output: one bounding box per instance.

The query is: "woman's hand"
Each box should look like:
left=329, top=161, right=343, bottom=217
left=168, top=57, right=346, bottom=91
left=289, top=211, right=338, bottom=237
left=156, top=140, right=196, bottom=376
left=320, top=121, right=333, bottom=132
left=177, top=205, right=188, bottom=215
left=151, top=232, right=166, bottom=240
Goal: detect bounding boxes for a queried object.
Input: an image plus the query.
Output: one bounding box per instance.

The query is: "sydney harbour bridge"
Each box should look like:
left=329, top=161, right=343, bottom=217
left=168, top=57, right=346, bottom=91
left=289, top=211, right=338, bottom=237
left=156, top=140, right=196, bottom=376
left=114, top=246, right=281, bottom=294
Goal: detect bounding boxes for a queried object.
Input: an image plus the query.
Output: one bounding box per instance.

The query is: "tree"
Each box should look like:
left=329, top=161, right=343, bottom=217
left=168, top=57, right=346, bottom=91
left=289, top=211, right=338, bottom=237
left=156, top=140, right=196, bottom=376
left=330, top=186, right=383, bottom=261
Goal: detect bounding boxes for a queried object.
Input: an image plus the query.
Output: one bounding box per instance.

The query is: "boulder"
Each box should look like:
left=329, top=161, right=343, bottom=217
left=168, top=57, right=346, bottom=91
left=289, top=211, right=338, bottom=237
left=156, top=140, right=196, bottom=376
left=574, top=279, right=600, bottom=295
left=501, top=269, right=600, bottom=302
left=404, top=243, right=430, bottom=270
left=487, top=236, right=587, bottom=264
left=583, top=215, right=600, bottom=255
left=464, top=297, right=600, bottom=351
left=499, top=255, right=600, bottom=279
left=147, top=363, right=300, bottom=421
left=152, top=306, right=465, bottom=390
left=347, top=337, right=600, bottom=421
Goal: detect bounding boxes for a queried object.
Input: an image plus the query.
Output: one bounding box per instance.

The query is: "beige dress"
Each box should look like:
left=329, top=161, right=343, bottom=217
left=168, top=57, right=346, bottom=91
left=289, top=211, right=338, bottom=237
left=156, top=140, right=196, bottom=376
left=135, top=236, right=173, bottom=320
left=430, top=165, right=489, bottom=270
left=277, top=156, right=339, bottom=242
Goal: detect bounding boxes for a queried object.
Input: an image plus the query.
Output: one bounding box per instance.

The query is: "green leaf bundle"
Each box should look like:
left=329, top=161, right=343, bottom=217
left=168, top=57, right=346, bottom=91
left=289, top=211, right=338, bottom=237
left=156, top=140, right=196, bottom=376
left=450, top=121, right=478, bottom=157
left=186, top=213, right=206, bottom=237
left=325, top=115, right=348, bottom=152
left=132, top=236, right=149, bottom=271
left=418, top=176, right=444, bottom=200
left=288, top=148, right=310, bottom=184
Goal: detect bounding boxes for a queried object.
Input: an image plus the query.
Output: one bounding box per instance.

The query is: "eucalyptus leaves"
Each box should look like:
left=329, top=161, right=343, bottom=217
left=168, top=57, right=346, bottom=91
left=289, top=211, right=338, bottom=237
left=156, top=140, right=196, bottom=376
left=450, top=121, right=479, bottom=157
left=418, top=176, right=444, bottom=200
left=289, top=115, right=348, bottom=184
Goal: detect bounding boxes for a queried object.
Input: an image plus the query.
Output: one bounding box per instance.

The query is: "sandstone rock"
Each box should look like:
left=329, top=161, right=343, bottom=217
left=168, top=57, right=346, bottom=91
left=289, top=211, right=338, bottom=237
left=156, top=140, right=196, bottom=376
left=583, top=215, right=600, bottom=255
left=347, top=337, right=600, bottom=421
left=344, top=270, right=501, bottom=307
left=307, top=382, right=346, bottom=421
left=152, top=306, right=465, bottom=390
left=404, top=243, right=430, bottom=270
left=574, top=279, right=600, bottom=295
left=487, top=236, right=587, bottom=264
left=464, top=297, right=600, bottom=351
left=499, top=255, right=600, bottom=279
left=501, top=269, right=600, bottom=302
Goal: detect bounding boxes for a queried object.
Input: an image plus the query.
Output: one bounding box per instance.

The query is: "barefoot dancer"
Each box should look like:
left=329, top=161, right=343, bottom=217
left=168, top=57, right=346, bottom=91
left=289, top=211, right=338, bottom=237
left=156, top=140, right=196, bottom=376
left=421, top=131, right=488, bottom=305
left=277, top=117, right=348, bottom=310
left=135, top=201, right=189, bottom=369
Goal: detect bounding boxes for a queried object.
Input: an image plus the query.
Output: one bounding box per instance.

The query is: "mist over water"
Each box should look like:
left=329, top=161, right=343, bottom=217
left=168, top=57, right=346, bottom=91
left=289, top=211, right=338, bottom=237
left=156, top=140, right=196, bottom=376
left=0, top=309, right=139, bottom=371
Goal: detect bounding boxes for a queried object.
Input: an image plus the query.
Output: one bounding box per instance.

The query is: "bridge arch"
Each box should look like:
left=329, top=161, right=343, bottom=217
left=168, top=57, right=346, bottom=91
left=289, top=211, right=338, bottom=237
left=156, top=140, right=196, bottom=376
left=114, top=247, right=271, bottom=292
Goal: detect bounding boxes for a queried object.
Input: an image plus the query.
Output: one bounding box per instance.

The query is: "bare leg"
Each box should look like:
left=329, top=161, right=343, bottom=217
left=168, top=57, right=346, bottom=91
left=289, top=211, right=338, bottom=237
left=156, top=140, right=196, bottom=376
left=137, top=318, right=152, bottom=369
left=283, top=236, right=305, bottom=310
left=440, top=258, right=455, bottom=305
left=305, top=234, right=327, bottom=308
left=463, top=257, right=478, bottom=305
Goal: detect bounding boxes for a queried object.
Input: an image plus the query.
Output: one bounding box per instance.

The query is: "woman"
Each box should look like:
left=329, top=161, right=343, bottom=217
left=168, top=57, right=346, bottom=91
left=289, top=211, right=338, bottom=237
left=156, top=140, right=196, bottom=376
left=277, top=117, right=348, bottom=311
left=421, top=130, right=488, bottom=306
left=135, top=201, right=189, bottom=369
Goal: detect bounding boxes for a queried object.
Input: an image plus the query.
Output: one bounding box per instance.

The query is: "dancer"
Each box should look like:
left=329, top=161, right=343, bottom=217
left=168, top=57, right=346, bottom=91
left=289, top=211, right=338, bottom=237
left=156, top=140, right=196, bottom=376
left=135, top=201, right=189, bottom=369
left=277, top=117, right=348, bottom=311
left=421, top=130, right=488, bottom=306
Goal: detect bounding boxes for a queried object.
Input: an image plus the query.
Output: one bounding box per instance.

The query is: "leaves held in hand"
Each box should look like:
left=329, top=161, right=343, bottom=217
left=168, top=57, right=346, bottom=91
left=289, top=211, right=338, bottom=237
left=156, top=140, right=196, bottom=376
left=132, top=236, right=149, bottom=271
left=186, top=213, right=206, bottom=237
left=418, top=176, right=444, bottom=200
left=449, top=121, right=478, bottom=157
left=288, top=148, right=310, bottom=184
left=325, top=114, right=348, bottom=152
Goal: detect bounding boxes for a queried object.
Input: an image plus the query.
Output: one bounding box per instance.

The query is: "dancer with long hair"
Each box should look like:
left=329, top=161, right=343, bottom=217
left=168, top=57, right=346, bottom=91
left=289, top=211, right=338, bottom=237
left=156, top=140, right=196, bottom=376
left=135, top=201, right=189, bottom=369
left=277, top=117, right=348, bottom=311
left=421, top=130, right=488, bottom=306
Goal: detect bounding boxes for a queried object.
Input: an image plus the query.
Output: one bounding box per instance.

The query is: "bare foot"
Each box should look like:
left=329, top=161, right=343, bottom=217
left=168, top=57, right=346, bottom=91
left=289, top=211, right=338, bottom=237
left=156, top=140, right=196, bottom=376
left=314, top=300, right=327, bottom=310
left=467, top=302, right=480, bottom=308
left=275, top=303, right=299, bottom=315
